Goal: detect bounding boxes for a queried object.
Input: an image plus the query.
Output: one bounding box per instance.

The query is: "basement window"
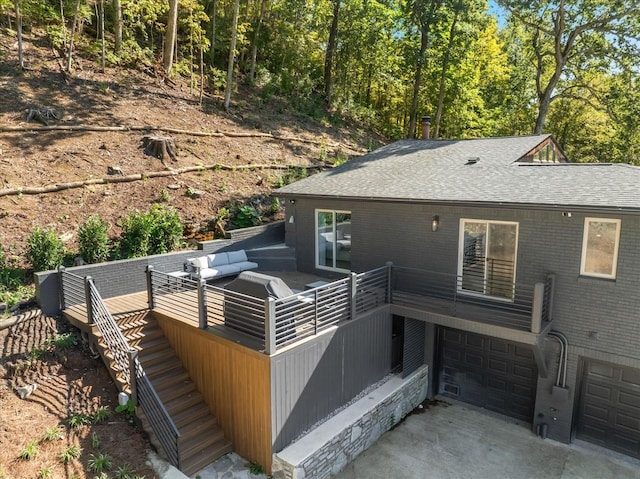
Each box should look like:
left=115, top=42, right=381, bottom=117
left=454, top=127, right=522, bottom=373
left=580, top=218, right=621, bottom=279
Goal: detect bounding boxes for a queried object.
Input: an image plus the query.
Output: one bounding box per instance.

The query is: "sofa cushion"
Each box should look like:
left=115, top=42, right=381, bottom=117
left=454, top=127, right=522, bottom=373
left=197, top=268, right=217, bottom=280
left=227, top=249, right=248, bottom=264
left=237, top=261, right=259, bottom=272
left=189, top=256, right=209, bottom=270
left=207, top=253, right=229, bottom=267
left=210, top=264, right=242, bottom=277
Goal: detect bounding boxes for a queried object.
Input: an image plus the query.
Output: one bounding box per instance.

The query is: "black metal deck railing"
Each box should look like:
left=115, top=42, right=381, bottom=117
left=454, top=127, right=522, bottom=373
left=64, top=262, right=553, bottom=356
left=58, top=266, right=85, bottom=310
left=390, top=265, right=550, bottom=331
left=84, top=277, right=180, bottom=469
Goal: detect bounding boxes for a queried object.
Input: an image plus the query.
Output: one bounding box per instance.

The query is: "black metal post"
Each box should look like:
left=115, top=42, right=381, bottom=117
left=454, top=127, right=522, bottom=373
left=84, top=276, right=94, bottom=324
left=198, top=279, right=208, bottom=329
left=58, top=265, right=66, bottom=310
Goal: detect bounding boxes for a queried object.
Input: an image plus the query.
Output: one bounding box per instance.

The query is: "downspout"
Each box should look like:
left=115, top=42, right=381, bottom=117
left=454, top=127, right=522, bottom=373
left=548, top=330, right=569, bottom=388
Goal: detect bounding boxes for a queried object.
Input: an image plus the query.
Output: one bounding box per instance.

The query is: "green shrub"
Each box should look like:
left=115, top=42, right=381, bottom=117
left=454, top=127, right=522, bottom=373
left=269, top=197, right=281, bottom=214
left=67, top=413, right=91, bottom=429
left=78, top=215, right=110, bottom=264
left=50, top=333, right=75, bottom=350
left=36, top=467, right=52, bottom=478
left=147, top=204, right=183, bottom=254
left=88, top=453, right=113, bottom=473
left=17, top=441, right=39, bottom=460
left=119, top=210, right=153, bottom=258
left=59, top=445, right=82, bottom=463
left=26, top=227, right=65, bottom=272
left=41, top=425, right=63, bottom=442
left=92, top=406, right=111, bottom=423
left=232, top=205, right=261, bottom=228
left=119, top=205, right=182, bottom=258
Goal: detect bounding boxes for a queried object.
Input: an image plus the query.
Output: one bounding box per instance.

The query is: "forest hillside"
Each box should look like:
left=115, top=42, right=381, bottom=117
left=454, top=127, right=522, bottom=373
left=1, top=0, right=639, bottom=306
left=0, top=28, right=380, bottom=311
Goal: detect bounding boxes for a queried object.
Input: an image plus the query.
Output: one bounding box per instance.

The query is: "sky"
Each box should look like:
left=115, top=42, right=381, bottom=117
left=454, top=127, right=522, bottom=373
left=487, top=0, right=507, bottom=28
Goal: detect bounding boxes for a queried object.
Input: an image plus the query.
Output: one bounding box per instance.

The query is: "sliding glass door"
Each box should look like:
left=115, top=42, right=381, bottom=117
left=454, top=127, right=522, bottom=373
left=316, top=210, right=351, bottom=271
left=459, top=219, right=518, bottom=300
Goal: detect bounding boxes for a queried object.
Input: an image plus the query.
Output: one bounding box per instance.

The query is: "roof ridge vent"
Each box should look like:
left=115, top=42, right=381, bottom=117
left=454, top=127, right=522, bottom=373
left=465, top=157, right=480, bottom=165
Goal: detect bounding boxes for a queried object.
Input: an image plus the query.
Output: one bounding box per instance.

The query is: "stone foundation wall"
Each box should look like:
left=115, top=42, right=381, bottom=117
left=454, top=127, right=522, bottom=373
left=272, top=366, right=428, bottom=479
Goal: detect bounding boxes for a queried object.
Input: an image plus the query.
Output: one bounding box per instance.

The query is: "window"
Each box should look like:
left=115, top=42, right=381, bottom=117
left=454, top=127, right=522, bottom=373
left=316, top=210, right=351, bottom=271
left=580, top=218, right=621, bottom=279
left=458, top=219, right=519, bottom=300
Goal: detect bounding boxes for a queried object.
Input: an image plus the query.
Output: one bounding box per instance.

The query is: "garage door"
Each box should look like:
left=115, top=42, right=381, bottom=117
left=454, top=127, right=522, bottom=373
left=437, top=327, right=538, bottom=422
left=576, top=360, right=640, bottom=458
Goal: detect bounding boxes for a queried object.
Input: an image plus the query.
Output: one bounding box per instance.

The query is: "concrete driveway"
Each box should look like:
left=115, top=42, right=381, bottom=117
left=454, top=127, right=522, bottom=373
left=334, top=399, right=640, bottom=479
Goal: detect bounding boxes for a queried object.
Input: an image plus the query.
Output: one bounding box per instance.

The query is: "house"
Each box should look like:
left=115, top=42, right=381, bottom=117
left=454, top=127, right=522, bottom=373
left=276, top=134, right=640, bottom=459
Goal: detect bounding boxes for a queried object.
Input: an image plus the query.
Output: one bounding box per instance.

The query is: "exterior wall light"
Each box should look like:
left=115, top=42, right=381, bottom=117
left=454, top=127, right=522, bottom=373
left=289, top=216, right=295, bottom=224
left=431, top=215, right=440, bottom=232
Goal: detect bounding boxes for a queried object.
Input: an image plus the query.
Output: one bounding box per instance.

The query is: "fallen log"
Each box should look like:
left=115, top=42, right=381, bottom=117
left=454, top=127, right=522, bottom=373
left=0, top=163, right=323, bottom=197
left=0, top=123, right=364, bottom=151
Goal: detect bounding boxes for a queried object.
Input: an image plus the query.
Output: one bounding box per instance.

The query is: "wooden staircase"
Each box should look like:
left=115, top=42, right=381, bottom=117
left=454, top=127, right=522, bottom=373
left=96, top=311, right=233, bottom=476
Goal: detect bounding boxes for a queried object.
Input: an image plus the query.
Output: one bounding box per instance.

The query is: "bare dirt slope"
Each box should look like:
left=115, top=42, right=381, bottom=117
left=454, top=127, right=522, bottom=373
left=0, top=29, right=377, bottom=265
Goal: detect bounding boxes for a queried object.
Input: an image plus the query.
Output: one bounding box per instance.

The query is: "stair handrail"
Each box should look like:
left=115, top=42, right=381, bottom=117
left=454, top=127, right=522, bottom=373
left=133, top=357, right=181, bottom=469
left=86, top=279, right=181, bottom=469
left=87, top=279, right=132, bottom=385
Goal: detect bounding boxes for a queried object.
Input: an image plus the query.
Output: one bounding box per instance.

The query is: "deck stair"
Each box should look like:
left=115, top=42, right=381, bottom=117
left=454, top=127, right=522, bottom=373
left=94, top=311, right=232, bottom=476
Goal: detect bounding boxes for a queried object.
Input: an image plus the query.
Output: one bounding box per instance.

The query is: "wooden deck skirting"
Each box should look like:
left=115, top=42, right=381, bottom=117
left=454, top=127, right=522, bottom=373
left=63, top=291, right=273, bottom=473
left=154, top=310, right=273, bottom=473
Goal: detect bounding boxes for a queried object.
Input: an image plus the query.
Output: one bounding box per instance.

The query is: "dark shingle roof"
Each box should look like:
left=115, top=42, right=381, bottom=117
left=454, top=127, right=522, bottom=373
left=277, top=135, right=640, bottom=211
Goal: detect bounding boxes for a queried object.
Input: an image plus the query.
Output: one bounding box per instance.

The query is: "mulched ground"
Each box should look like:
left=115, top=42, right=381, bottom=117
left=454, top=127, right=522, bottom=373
left=0, top=311, right=157, bottom=479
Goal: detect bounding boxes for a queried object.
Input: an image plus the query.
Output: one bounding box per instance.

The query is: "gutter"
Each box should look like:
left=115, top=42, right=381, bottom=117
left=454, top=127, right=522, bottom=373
left=276, top=193, right=640, bottom=215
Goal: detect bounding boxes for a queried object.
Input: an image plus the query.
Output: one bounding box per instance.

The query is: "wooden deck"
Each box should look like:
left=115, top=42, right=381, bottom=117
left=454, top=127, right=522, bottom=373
left=63, top=291, right=150, bottom=330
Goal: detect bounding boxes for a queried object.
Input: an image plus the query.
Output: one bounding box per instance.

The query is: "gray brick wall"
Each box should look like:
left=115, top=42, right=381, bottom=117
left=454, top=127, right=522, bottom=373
left=35, top=223, right=285, bottom=316
left=290, top=198, right=640, bottom=362
left=288, top=197, right=640, bottom=442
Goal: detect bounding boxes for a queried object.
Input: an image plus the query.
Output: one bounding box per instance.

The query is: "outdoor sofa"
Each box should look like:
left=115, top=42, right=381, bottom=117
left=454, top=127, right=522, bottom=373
left=184, top=250, right=258, bottom=281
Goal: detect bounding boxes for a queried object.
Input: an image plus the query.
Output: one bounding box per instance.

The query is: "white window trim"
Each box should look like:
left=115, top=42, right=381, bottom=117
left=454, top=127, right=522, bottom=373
left=580, top=217, right=621, bottom=279
left=315, top=209, right=352, bottom=273
left=457, top=218, right=519, bottom=301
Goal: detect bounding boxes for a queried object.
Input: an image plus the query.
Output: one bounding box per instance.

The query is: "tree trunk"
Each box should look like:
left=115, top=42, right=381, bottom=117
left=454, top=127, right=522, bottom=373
left=189, top=7, right=194, bottom=94
left=434, top=10, right=459, bottom=139
left=324, top=0, right=340, bottom=105
left=113, top=0, right=122, bottom=52
left=67, top=0, right=82, bottom=72
left=210, top=0, right=217, bottom=67
left=14, top=0, right=23, bottom=69
left=100, top=0, right=105, bottom=71
left=224, top=0, right=240, bottom=111
left=59, top=0, right=67, bottom=49
left=408, top=30, right=429, bottom=139
left=199, top=34, right=205, bottom=104
left=249, top=0, right=268, bottom=83
left=534, top=83, right=557, bottom=134
left=164, top=0, right=179, bottom=76
left=142, top=135, right=178, bottom=162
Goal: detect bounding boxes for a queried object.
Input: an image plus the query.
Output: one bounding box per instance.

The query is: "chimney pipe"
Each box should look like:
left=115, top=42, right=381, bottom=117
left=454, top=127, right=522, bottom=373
left=421, top=116, right=431, bottom=140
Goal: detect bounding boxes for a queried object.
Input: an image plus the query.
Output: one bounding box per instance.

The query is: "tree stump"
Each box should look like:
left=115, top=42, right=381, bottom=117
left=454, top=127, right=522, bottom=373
left=141, top=135, right=178, bottom=162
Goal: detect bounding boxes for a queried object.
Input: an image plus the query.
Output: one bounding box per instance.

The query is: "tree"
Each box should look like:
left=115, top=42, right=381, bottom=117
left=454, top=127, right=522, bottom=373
left=249, top=0, right=268, bottom=83
left=405, top=0, right=445, bottom=138
left=498, top=0, right=640, bottom=134
left=224, top=0, right=240, bottom=110
left=14, top=0, right=23, bottom=69
left=163, top=0, right=178, bottom=76
left=66, top=0, right=82, bottom=71
left=323, top=0, right=340, bottom=104
left=113, top=0, right=122, bottom=52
